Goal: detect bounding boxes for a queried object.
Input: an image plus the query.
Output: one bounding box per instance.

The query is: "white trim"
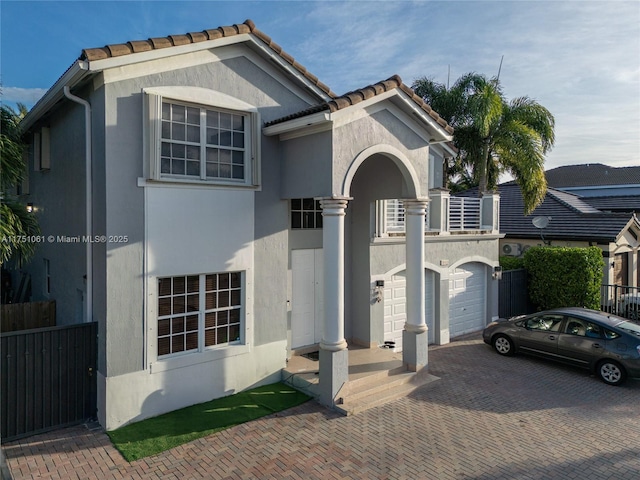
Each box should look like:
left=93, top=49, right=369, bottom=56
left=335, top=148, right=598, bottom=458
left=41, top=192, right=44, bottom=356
left=90, top=35, right=331, bottom=102
left=88, top=35, right=253, bottom=72
left=262, top=111, right=331, bottom=137
left=143, top=88, right=261, bottom=187
left=21, top=61, right=89, bottom=132
left=263, top=89, right=453, bottom=145
left=449, top=255, right=498, bottom=270
left=343, top=144, right=421, bottom=198
left=143, top=86, right=258, bottom=112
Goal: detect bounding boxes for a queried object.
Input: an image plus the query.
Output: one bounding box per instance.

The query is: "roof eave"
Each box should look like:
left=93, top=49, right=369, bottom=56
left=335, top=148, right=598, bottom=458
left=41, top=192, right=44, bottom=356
left=21, top=60, right=90, bottom=132
left=393, top=91, right=453, bottom=143
left=262, top=111, right=331, bottom=137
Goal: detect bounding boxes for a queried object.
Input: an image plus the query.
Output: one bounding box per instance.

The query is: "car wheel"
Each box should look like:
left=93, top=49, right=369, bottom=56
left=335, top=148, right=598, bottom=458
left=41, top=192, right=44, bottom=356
left=597, top=360, right=627, bottom=386
left=493, top=334, right=515, bottom=356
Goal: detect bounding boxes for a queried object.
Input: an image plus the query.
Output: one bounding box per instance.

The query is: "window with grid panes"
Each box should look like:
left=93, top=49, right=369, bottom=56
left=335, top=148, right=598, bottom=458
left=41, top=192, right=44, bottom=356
left=291, top=198, right=323, bottom=229
left=157, top=272, right=242, bottom=357
left=160, top=101, right=247, bottom=182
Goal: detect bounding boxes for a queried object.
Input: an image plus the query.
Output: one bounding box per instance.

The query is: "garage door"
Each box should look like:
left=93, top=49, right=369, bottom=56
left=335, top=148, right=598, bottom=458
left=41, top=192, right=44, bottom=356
left=449, top=263, right=486, bottom=337
left=383, top=270, right=435, bottom=350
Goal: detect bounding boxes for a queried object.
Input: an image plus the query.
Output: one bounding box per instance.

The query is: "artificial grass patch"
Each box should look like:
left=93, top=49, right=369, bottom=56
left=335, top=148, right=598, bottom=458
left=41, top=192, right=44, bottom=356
left=107, top=382, right=310, bottom=461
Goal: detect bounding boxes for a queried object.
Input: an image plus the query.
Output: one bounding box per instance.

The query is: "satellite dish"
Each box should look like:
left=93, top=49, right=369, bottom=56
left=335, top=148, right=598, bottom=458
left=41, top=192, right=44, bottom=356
left=532, top=216, right=551, bottom=244
left=532, top=216, right=551, bottom=229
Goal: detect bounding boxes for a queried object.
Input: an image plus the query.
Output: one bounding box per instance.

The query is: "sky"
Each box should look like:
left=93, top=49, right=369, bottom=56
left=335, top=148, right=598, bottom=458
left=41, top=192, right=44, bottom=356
left=1, top=0, right=639, bottom=172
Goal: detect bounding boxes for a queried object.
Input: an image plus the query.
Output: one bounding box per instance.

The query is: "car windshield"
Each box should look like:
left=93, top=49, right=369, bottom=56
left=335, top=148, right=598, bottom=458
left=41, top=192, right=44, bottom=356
left=615, top=320, right=640, bottom=336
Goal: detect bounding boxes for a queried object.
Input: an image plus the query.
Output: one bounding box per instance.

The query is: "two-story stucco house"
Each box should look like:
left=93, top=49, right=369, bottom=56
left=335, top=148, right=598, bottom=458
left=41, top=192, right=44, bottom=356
left=18, top=20, right=501, bottom=430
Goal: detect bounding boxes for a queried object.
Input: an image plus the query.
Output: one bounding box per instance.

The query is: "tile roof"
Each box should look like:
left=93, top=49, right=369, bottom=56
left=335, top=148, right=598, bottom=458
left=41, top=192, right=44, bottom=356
left=80, top=20, right=454, bottom=134
left=545, top=163, right=640, bottom=188
left=583, top=195, right=640, bottom=213
left=264, top=75, right=454, bottom=134
left=457, top=183, right=638, bottom=242
left=501, top=183, right=637, bottom=242
left=80, top=19, right=338, bottom=98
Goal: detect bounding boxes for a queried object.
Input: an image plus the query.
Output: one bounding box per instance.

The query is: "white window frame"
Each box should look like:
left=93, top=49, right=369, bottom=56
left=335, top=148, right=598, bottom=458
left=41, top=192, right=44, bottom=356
left=156, top=272, right=245, bottom=360
left=144, top=86, right=261, bottom=187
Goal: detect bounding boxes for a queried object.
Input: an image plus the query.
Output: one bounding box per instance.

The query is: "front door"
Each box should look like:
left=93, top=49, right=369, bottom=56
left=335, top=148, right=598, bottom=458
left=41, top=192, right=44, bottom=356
left=291, top=249, right=323, bottom=349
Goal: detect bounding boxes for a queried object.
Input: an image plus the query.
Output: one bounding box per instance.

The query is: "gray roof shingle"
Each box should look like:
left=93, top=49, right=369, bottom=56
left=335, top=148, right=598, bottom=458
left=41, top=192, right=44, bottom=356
left=497, top=183, right=636, bottom=242
left=457, top=183, right=638, bottom=242
left=545, top=163, right=640, bottom=188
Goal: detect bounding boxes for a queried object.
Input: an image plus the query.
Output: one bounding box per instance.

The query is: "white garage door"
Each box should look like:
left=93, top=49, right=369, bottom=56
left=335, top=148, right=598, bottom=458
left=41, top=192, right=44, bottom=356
left=383, top=270, right=435, bottom=350
left=449, top=263, right=486, bottom=337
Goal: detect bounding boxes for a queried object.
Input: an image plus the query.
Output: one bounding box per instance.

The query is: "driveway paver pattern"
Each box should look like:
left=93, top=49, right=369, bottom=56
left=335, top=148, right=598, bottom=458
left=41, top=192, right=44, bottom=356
left=4, top=333, right=640, bottom=479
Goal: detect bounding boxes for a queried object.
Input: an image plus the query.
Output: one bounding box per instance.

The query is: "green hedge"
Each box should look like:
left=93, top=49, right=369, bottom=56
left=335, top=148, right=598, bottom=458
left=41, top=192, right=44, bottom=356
left=499, top=256, right=525, bottom=271
left=523, top=246, right=603, bottom=310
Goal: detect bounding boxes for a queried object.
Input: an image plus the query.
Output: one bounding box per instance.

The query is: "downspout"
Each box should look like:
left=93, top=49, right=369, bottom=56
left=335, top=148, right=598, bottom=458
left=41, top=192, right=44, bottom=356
left=63, top=86, right=92, bottom=323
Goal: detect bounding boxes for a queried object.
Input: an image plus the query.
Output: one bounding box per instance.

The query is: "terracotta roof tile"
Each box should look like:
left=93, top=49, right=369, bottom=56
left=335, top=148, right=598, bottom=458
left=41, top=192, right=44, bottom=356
left=129, top=40, right=153, bottom=53
left=149, top=37, right=172, bottom=49
left=169, top=35, right=191, bottom=46
left=107, top=44, right=132, bottom=57
left=204, top=28, right=224, bottom=40
left=80, top=20, right=336, bottom=98
left=265, top=75, right=454, bottom=135
left=187, top=32, right=208, bottom=43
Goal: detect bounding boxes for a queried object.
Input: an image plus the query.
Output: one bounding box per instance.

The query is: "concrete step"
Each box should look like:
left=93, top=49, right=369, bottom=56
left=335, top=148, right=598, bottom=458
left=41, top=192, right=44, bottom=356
left=335, top=369, right=439, bottom=416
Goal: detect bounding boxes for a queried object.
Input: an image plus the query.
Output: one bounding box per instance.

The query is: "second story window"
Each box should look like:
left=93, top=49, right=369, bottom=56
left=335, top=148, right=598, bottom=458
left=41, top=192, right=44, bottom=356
left=291, top=198, right=323, bottom=229
left=160, top=101, right=248, bottom=182
left=144, top=87, right=261, bottom=188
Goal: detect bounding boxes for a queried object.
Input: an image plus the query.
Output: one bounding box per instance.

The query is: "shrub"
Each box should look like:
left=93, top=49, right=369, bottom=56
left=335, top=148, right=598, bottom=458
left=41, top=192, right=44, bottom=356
left=499, top=256, right=525, bottom=271
left=523, top=246, right=603, bottom=310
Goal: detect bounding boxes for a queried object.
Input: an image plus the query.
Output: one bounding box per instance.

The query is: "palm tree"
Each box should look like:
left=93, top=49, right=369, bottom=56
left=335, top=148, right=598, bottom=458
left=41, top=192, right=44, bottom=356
left=1, top=104, right=40, bottom=265
left=413, top=73, right=555, bottom=214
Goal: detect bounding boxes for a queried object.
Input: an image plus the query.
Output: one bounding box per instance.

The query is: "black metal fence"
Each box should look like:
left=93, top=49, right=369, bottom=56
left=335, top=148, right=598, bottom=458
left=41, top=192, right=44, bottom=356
left=1, top=322, right=98, bottom=442
left=600, top=284, right=640, bottom=321
left=499, top=269, right=534, bottom=318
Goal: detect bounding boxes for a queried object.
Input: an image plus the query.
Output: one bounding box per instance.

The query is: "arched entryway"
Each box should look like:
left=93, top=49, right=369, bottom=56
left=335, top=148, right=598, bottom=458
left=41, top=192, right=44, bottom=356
left=316, top=145, right=430, bottom=406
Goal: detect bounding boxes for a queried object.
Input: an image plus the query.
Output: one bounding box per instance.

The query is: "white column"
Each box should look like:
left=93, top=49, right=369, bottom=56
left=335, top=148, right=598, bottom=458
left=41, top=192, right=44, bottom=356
left=404, top=199, right=428, bottom=333
left=318, top=197, right=350, bottom=406
left=319, top=198, right=349, bottom=351
left=403, top=198, right=429, bottom=372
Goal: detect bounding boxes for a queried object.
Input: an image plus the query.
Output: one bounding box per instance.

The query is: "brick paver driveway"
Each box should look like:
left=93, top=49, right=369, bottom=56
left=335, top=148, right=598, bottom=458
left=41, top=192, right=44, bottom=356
left=4, top=333, right=640, bottom=479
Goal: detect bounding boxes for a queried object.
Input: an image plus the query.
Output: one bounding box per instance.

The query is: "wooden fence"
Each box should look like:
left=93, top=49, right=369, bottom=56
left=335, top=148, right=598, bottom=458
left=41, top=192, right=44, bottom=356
left=0, top=301, right=56, bottom=332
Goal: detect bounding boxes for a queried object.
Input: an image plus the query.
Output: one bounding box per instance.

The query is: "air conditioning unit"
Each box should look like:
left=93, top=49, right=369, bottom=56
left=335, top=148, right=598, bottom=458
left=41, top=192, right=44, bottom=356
left=502, top=243, right=522, bottom=256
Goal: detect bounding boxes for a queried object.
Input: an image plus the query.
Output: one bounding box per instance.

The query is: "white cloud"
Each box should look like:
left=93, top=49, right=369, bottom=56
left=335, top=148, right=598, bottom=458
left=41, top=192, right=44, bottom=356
left=1, top=87, right=47, bottom=107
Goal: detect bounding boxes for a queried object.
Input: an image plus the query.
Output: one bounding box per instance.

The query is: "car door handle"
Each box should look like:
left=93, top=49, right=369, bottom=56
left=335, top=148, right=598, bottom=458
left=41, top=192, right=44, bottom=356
left=548, top=335, right=556, bottom=340
left=592, top=343, right=602, bottom=349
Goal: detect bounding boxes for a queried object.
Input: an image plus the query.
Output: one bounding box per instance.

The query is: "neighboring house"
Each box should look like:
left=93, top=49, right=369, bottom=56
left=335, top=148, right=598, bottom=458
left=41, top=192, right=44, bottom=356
left=17, top=19, right=501, bottom=430
left=545, top=163, right=640, bottom=197
left=493, top=182, right=640, bottom=288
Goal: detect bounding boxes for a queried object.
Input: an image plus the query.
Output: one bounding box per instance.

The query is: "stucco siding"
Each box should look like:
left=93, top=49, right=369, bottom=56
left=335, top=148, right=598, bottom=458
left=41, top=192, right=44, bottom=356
left=280, top=130, right=333, bottom=199
left=333, top=110, right=430, bottom=197
left=21, top=98, right=88, bottom=325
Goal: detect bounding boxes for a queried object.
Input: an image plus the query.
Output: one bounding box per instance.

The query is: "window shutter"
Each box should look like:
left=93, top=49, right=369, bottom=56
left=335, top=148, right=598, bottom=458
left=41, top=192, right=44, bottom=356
left=40, top=127, right=51, bottom=170
left=144, top=91, right=163, bottom=179
left=33, top=132, right=41, bottom=171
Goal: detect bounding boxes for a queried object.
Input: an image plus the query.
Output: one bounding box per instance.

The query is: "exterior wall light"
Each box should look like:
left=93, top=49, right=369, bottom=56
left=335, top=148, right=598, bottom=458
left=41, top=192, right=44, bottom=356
left=26, top=203, right=34, bottom=213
